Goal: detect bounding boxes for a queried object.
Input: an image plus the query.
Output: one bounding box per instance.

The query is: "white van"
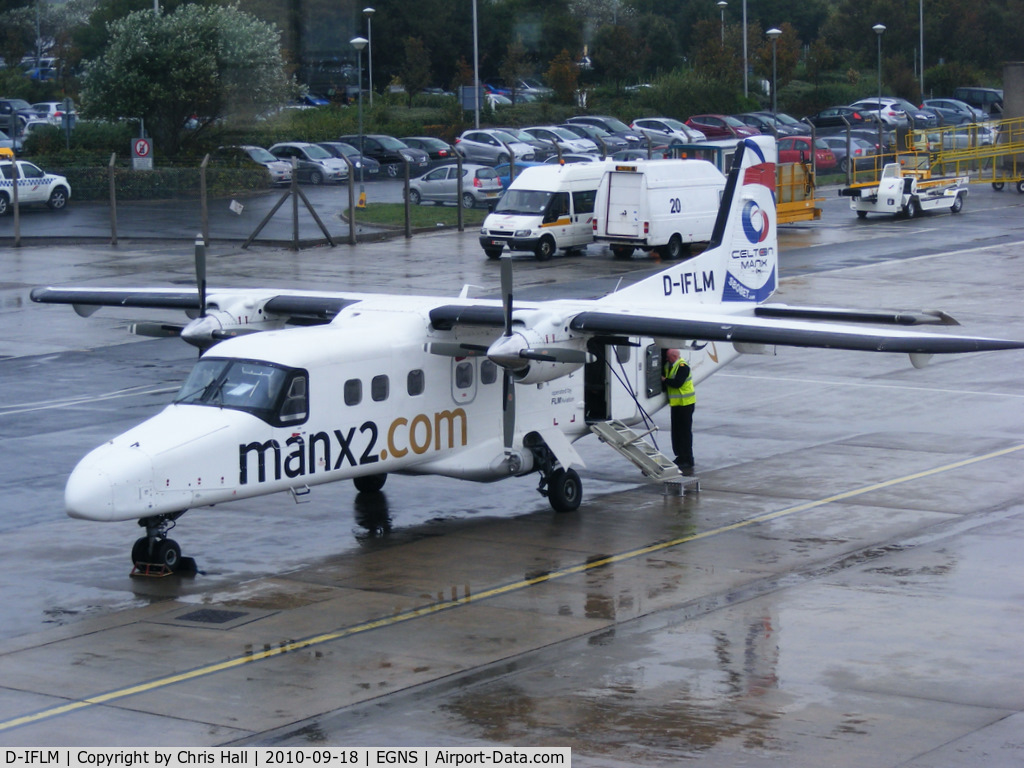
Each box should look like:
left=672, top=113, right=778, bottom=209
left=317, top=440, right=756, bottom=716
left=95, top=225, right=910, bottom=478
left=592, top=159, right=726, bottom=259
left=479, top=162, right=609, bottom=260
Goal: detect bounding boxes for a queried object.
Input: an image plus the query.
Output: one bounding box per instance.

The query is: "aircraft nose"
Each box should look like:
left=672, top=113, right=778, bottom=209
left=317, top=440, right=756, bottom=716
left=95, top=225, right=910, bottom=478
left=65, top=446, right=156, bottom=522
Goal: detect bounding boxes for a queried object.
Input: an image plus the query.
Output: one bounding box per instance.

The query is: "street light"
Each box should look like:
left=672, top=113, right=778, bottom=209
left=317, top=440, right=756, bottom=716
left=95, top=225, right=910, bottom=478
left=873, top=24, right=885, bottom=158
left=363, top=7, right=375, bottom=108
left=717, top=1, right=727, bottom=47
left=742, top=0, right=748, bottom=97
left=919, top=0, right=924, bottom=101
left=351, top=36, right=368, bottom=202
left=766, top=27, right=781, bottom=115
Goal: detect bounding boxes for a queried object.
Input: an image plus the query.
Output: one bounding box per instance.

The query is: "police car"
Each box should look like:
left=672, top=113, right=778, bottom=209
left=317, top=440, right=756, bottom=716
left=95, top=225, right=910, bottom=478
left=0, top=160, right=71, bottom=215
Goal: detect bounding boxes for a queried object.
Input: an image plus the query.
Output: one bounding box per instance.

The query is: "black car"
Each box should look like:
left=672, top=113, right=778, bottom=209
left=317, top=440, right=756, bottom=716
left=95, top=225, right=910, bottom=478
left=734, top=112, right=803, bottom=136
left=0, top=98, right=35, bottom=137
left=564, top=115, right=647, bottom=148
left=336, top=134, right=430, bottom=177
left=803, top=106, right=876, bottom=130
left=558, top=123, right=630, bottom=154
left=400, top=136, right=457, bottom=163
left=316, top=141, right=382, bottom=179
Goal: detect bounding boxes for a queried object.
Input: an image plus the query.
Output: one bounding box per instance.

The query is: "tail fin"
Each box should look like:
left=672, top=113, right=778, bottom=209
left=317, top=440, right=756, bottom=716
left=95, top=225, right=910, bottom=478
left=604, top=135, right=777, bottom=307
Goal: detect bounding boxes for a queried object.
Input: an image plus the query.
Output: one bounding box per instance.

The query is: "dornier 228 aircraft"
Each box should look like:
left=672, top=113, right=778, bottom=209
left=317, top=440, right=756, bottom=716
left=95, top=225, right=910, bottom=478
left=31, top=136, right=1024, bottom=572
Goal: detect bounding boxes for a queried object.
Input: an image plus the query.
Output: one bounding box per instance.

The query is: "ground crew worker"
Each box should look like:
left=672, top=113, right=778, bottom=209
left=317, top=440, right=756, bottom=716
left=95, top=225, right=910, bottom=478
left=663, top=348, right=695, bottom=469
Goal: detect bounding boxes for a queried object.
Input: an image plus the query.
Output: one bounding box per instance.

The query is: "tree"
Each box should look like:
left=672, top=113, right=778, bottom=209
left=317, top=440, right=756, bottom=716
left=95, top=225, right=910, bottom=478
left=80, top=4, right=295, bottom=155
left=500, top=38, right=530, bottom=104
left=545, top=48, right=579, bottom=105
left=399, top=36, right=431, bottom=107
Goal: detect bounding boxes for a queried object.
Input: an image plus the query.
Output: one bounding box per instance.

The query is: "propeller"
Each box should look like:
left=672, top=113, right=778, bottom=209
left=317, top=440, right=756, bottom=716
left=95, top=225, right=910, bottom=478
left=131, top=237, right=211, bottom=348
left=499, top=255, right=516, bottom=453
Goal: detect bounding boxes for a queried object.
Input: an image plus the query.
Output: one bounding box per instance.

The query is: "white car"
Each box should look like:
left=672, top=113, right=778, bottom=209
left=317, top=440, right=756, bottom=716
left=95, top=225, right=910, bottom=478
left=631, top=117, right=706, bottom=144
left=0, top=160, right=71, bottom=215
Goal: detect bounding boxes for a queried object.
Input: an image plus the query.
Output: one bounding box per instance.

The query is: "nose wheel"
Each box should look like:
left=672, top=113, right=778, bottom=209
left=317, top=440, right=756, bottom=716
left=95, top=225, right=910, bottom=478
left=131, top=512, right=194, bottom=576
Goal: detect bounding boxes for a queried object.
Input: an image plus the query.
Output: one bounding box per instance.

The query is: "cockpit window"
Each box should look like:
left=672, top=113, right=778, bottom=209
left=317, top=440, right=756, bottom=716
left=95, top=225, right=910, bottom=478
left=174, top=358, right=308, bottom=426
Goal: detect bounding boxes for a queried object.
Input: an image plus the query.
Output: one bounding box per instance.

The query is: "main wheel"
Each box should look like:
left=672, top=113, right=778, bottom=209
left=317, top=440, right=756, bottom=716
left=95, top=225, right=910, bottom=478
left=462, top=192, right=476, bottom=209
left=535, top=236, right=556, bottom=261
left=950, top=193, right=964, bottom=213
left=856, top=210, right=868, bottom=219
left=1016, top=180, right=1024, bottom=194
left=992, top=182, right=1005, bottom=191
left=354, top=473, right=387, bottom=493
left=308, top=169, right=324, bottom=185
left=47, top=186, right=69, bottom=210
left=386, top=163, right=400, bottom=178
left=131, top=536, right=152, bottom=565
left=660, top=234, right=685, bottom=260
left=905, top=198, right=922, bottom=218
left=408, top=189, right=421, bottom=205
left=548, top=468, right=582, bottom=512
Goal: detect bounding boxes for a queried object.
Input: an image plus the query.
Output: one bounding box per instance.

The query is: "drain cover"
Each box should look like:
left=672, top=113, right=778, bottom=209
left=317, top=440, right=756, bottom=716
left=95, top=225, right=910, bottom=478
left=176, top=608, right=248, bottom=624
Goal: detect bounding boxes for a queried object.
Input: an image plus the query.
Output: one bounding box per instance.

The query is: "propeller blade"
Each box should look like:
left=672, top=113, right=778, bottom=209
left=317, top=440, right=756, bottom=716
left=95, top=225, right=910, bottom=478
left=502, top=371, right=515, bottom=451
left=519, top=348, right=596, bottom=364
left=129, top=322, right=185, bottom=338
left=195, top=235, right=207, bottom=318
left=423, top=342, right=489, bottom=357
left=500, top=255, right=513, bottom=337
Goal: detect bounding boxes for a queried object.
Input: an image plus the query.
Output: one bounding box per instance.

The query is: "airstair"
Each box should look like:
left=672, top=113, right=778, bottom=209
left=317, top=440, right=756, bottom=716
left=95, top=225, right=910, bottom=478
left=590, top=419, right=699, bottom=494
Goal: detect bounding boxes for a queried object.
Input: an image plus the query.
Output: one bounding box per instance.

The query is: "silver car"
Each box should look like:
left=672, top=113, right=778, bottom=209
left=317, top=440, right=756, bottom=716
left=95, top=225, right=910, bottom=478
left=456, top=129, right=535, bottom=164
left=631, top=117, right=707, bottom=144
left=268, top=142, right=347, bottom=184
left=522, top=125, right=598, bottom=154
left=407, top=163, right=502, bottom=209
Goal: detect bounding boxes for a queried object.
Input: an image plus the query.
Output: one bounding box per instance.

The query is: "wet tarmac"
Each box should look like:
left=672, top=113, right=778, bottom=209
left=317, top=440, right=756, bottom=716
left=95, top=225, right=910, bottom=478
left=1, top=189, right=1024, bottom=764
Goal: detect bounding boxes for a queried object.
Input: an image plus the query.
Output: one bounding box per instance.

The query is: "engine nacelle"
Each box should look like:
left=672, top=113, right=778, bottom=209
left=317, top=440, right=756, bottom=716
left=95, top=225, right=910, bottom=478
left=486, top=327, right=588, bottom=385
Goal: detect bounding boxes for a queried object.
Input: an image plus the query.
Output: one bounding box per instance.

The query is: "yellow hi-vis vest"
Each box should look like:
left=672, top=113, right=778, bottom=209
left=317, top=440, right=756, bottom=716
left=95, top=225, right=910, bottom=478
left=665, top=360, right=696, bottom=406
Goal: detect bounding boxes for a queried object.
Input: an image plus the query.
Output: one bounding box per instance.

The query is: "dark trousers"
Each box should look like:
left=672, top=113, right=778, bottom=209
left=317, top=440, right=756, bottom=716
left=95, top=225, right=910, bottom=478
left=670, top=404, right=694, bottom=466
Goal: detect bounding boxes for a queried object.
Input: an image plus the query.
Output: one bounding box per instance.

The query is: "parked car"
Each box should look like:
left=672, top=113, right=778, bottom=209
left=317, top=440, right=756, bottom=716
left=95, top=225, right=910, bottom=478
left=522, top=125, right=598, bottom=154
left=400, top=136, right=457, bottom=162
left=732, top=112, right=803, bottom=136
left=685, top=114, right=759, bottom=140
left=212, top=145, right=292, bottom=185
left=315, top=141, right=381, bottom=179
left=30, top=101, right=76, bottom=128
left=455, top=129, right=535, bottom=164
left=819, top=135, right=878, bottom=173
left=498, top=127, right=559, bottom=161
left=0, top=129, right=15, bottom=158
left=631, top=116, right=707, bottom=144
left=0, top=98, right=34, bottom=136
left=543, top=153, right=606, bottom=164
left=802, top=106, right=876, bottom=130
left=849, top=98, right=936, bottom=128
left=268, top=142, right=348, bottom=184
left=0, top=159, right=71, bottom=215
left=493, top=160, right=546, bottom=190
left=919, top=105, right=970, bottom=126
left=921, top=98, right=987, bottom=124
left=952, top=86, right=1003, bottom=116
left=336, top=134, right=430, bottom=177
left=777, top=136, right=838, bottom=172
left=407, top=163, right=502, bottom=208
left=558, top=123, right=630, bottom=155
left=610, top=148, right=672, bottom=161
left=565, top=115, right=647, bottom=147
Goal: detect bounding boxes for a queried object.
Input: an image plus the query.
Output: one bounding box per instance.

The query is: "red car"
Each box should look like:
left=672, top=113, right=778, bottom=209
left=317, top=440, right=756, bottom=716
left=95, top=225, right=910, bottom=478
left=685, top=114, right=760, bottom=140
left=777, top=136, right=838, bottom=172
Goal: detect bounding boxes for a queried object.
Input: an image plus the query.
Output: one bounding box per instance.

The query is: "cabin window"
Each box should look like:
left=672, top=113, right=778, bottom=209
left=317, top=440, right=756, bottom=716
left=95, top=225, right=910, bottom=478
left=407, top=369, right=425, bottom=396
left=480, top=359, right=498, bottom=384
left=455, top=361, right=474, bottom=389
left=173, top=357, right=308, bottom=426
left=371, top=374, right=389, bottom=402
left=344, top=378, right=362, bottom=405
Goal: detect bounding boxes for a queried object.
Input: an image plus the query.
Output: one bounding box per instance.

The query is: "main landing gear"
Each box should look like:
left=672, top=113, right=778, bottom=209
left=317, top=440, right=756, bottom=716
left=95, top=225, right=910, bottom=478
left=131, top=512, right=195, bottom=576
left=529, top=437, right=582, bottom=512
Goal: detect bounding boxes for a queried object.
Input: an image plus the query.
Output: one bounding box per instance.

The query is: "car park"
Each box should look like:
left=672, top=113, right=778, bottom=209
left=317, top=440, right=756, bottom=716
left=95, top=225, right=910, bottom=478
left=212, top=145, right=292, bottom=185
left=336, top=134, right=430, bottom=177
left=685, top=114, right=759, bottom=139
left=455, top=129, right=535, bottom=164
left=565, top=115, right=647, bottom=148
left=407, top=163, right=502, bottom=208
left=0, top=159, right=71, bottom=215
left=522, top=125, right=598, bottom=154
left=802, top=106, right=875, bottom=130
left=732, top=112, right=802, bottom=136
left=268, top=142, right=348, bottom=184
left=558, top=123, right=630, bottom=155
left=631, top=116, right=707, bottom=144
left=777, top=136, right=838, bottom=172
left=819, top=135, right=877, bottom=173
left=400, top=136, right=457, bottom=162
left=315, top=141, right=381, bottom=179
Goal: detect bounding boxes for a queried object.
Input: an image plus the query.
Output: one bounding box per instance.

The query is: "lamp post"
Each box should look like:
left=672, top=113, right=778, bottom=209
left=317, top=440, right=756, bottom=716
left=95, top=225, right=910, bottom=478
left=919, top=0, right=924, bottom=101
left=766, top=27, right=781, bottom=115
left=742, top=0, right=748, bottom=97
left=873, top=24, right=885, bottom=158
left=351, top=36, right=368, bottom=202
left=717, top=1, right=727, bottom=47
left=472, top=0, right=480, bottom=129
left=363, top=7, right=375, bottom=108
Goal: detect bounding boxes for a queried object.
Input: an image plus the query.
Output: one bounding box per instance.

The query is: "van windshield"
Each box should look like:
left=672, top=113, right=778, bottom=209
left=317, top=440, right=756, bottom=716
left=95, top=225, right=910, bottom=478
left=494, top=189, right=553, bottom=215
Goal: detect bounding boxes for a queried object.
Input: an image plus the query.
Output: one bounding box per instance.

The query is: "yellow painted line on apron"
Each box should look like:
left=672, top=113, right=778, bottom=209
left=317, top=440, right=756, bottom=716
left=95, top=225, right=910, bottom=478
left=3, top=441, right=1022, bottom=732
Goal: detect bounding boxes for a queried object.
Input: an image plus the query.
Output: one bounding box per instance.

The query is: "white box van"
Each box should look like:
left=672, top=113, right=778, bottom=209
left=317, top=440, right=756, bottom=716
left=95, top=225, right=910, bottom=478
left=593, top=159, right=726, bottom=259
left=479, top=162, right=609, bottom=260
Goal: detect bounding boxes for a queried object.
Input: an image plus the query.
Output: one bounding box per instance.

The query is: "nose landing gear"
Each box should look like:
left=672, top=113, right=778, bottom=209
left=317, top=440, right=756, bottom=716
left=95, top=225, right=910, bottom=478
left=131, top=512, right=196, bottom=576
